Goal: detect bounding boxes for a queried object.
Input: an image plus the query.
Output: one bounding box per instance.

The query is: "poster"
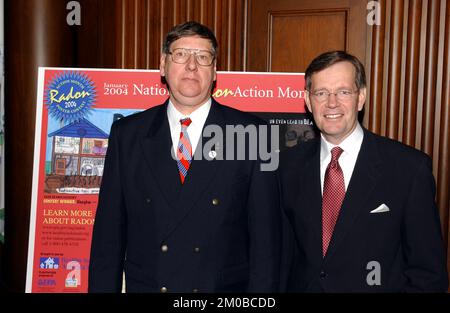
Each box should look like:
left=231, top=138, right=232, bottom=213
left=26, top=68, right=313, bottom=292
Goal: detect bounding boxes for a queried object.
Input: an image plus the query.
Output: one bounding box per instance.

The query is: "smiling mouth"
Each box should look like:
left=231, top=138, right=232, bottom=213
left=324, top=113, right=343, bottom=119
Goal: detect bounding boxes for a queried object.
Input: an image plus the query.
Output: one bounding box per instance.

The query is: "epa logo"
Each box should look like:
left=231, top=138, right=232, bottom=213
left=39, top=257, right=59, bottom=270
left=38, top=279, right=56, bottom=286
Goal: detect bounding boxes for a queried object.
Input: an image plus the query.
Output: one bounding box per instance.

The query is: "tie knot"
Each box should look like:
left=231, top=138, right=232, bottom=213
left=330, top=146, right=344, bottom=162
left=180, top=118, right=192, bottom=128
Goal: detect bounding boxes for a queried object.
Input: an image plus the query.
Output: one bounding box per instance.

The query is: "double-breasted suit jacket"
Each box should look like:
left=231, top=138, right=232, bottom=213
left=89, top=99, right=281, bottom=293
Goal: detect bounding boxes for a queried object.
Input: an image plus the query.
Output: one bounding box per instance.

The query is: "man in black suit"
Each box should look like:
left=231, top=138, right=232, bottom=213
left=280, top=50, right=448, bottom=292
left=89, top=21, right=281, bottom=293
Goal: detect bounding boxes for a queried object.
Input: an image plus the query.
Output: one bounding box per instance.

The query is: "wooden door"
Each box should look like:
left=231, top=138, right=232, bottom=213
left=246, top=0, right=368, bottom=72
left=55, top=158, right=66, bottom=176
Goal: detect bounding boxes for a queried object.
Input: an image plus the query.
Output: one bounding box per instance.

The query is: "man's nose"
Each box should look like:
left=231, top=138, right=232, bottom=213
left=186, top=53, right=198, bottom=70
left=326, top=93, right=339, bottom=108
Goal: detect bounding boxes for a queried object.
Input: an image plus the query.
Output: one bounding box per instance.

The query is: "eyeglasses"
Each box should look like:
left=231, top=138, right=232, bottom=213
left=309, top=89, right=359, bottom=102
left=168, top=48, right=215, bottom=66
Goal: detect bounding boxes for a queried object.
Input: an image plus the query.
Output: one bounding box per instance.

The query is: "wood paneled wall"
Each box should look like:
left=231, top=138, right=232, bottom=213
left=246, top=0, right=368, bottom=72
left=365, top=0, right=450, bottom=265
left=115, top=0, right=248, bottom=71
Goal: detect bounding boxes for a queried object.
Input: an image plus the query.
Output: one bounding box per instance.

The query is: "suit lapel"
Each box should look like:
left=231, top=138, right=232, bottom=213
left=162, top=100, right=225, bottom=240
left=140, top=102, right=181, bottom=210
left=324, top=129, right=383, bottom=261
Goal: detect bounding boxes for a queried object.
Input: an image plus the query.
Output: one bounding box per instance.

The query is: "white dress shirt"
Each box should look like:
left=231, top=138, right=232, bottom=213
left=320, top=123, right=364, bottom=194
left=167, top=99, right=212, bottom=157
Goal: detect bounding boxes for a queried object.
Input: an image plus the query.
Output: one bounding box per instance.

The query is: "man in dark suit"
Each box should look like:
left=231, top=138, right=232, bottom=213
left=280, top=50, right=448, bottom=292
left=88, top=21, right=281, bottom=293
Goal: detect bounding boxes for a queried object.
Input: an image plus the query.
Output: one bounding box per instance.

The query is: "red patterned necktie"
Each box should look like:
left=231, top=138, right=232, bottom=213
left=322, top=146, right=345, bottom=257
left=176, top=118, right=192, bottom=184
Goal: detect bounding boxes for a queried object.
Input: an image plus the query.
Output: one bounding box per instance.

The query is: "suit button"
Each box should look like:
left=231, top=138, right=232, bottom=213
left=160, top=286, right=168, bottom=293
left=320, top=271, right=327, bottom=279
left=145, top=198, right=151, bottom=204
left=193, top=247, right=200, bottom=253
left=192, top=288, right=199, bottom=293
left=161, top=244, right=168, bottom=252
left=212, top=198, right=219, bottom=205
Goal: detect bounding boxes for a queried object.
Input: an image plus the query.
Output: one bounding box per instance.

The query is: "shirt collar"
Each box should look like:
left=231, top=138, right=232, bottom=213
left=167, top=98, right=212, bottom=129
left=320, top=122, right=364, bottom=161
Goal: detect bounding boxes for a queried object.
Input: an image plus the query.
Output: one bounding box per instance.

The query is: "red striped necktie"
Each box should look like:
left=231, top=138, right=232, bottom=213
left=322, top=146, right=345, bottom=256
left=177, top=118, right=193, bottom=184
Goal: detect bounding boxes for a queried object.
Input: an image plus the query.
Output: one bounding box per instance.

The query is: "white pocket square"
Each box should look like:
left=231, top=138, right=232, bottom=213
left=370, top=204, right=390, bottom=213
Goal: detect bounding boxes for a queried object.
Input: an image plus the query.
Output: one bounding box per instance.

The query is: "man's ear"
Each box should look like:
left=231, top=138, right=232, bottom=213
left=305, top=91, right=312, bottom=113
left=358, top=87, right=366, bottom=111
left=160, top=54, right=167, bottom=76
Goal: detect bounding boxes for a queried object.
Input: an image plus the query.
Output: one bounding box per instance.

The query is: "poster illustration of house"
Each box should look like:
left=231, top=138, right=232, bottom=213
left=44, top=111, right=138, bottom=194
